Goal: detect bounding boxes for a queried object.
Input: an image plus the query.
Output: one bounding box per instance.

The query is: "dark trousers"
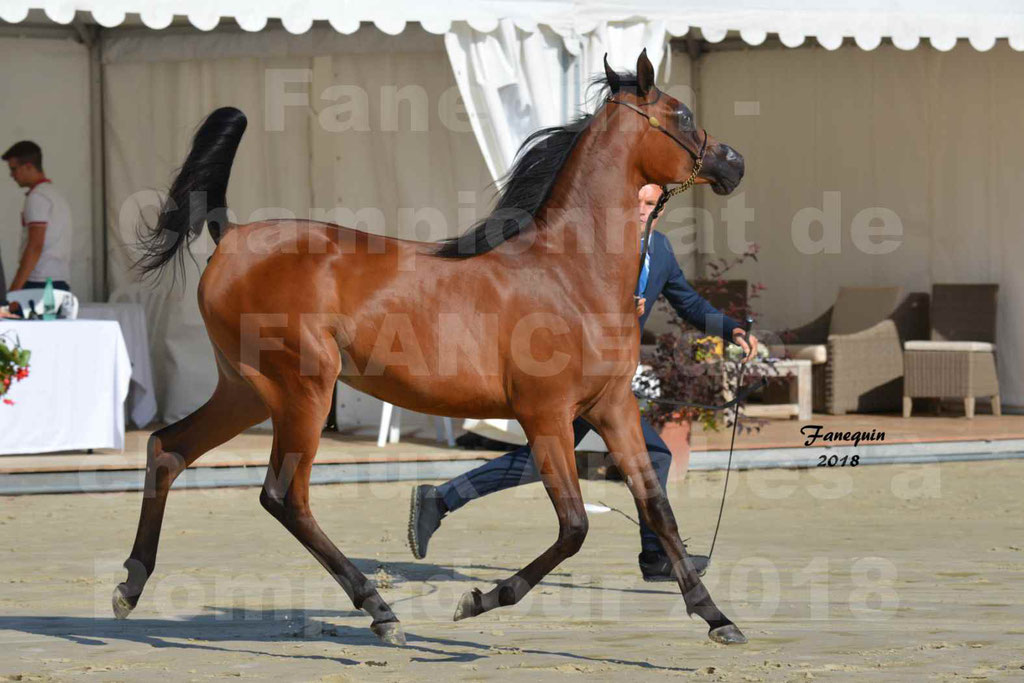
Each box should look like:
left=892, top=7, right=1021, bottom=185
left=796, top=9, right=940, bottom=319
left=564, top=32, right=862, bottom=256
left=437, top=416, right=673, bottom=554
left=23, top=280, right=70, bottom=291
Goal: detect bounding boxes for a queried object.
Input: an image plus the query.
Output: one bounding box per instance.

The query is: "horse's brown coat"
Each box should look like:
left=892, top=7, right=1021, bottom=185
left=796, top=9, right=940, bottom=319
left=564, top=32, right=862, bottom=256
left=114, top=50, right=749, bottom=645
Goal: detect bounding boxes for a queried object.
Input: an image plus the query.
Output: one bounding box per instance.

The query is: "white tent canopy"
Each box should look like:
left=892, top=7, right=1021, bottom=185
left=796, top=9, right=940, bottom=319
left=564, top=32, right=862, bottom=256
left=3, top=2, right=1024, bottom=427
left=3, top=0, right=1024, bottom=50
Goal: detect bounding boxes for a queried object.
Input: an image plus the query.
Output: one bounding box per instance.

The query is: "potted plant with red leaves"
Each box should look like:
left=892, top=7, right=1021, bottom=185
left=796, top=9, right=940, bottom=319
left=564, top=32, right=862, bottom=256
left=635, top=245, right=776, bottom=474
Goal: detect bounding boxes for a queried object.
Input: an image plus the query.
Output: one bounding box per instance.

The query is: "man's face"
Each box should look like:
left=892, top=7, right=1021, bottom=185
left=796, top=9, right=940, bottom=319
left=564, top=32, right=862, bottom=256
left=638, top=186, right=663, bottom=229
left=7, top=159, right=32, bottom=188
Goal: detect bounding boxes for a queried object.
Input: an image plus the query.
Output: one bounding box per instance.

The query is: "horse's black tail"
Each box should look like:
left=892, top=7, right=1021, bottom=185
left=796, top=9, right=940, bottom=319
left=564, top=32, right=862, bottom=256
left=136, top=106, right=247, bottom=279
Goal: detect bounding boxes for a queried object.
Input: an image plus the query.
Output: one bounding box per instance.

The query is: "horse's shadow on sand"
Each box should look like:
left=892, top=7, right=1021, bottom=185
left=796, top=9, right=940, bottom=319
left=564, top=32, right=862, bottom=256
left=350, top=557, right=679, bottom=598
left=1, top=559, right=688, bottom=671
left=0, top=608, right=693, bottom=672
left=351, top=557, right=500, bottom=582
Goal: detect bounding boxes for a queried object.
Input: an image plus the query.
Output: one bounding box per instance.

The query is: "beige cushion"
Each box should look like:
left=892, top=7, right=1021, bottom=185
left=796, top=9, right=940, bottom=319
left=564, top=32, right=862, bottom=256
left=904, top=340, right=995, bottom=353
left=830, top=286, right=903, bottom=336
left=783, top=343, right=828, bottom=364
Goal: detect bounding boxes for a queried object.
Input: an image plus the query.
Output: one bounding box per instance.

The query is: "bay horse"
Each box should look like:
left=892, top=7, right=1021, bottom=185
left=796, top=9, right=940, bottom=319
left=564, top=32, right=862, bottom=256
left=113, top=49, right=748, bottom=646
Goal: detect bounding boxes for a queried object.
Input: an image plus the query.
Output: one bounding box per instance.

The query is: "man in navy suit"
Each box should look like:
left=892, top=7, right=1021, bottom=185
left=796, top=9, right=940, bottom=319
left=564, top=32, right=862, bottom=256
left=409, top=184, right=759, bottom=581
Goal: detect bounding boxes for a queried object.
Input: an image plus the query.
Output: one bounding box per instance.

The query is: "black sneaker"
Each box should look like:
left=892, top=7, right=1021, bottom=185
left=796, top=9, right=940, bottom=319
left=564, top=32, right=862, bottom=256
left=408, top=485, right=446, bottom=560
left=639, top=550, right=710, bottom=582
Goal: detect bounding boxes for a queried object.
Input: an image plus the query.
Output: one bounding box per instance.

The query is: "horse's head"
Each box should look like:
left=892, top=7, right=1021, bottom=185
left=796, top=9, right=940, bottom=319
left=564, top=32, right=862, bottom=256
left=604, top=50, right=744, bottom=195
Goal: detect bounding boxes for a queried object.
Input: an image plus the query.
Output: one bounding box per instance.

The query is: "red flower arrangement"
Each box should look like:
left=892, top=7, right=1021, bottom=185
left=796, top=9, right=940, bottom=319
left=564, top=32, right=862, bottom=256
left=1, top=332, right=31, bottom=405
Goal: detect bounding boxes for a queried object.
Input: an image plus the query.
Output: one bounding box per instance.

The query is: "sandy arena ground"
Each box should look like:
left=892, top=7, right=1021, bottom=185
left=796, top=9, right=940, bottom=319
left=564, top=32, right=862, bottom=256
left=1, top=459, right=1023, bottom=681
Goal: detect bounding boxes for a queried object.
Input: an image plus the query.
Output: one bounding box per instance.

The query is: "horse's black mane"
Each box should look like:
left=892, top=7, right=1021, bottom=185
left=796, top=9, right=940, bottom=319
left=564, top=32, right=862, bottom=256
left=435, top=70, right=642, bottom=258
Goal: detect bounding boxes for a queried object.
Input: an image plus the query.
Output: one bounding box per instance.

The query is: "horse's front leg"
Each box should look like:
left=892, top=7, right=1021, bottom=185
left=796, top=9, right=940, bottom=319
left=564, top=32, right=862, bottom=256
left=585, top=388, right=747, bottom=645
left=453, top=410, right=587, bottom=621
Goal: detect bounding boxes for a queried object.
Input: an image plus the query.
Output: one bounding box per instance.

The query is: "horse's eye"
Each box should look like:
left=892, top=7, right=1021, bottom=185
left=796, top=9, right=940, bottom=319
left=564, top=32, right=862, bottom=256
left=675, top=108, right=694, bottom=131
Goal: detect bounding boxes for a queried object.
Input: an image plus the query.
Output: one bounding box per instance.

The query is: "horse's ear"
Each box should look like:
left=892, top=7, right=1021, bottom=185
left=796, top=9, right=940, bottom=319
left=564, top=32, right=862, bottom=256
left=636, top=48, right=655, bottom=96
left=603, top=53, right=621, bottom=93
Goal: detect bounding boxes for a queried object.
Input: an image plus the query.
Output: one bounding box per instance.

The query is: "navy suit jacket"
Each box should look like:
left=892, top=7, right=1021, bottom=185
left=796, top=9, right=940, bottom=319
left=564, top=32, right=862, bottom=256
left=637, top=230, right=740, bottom=341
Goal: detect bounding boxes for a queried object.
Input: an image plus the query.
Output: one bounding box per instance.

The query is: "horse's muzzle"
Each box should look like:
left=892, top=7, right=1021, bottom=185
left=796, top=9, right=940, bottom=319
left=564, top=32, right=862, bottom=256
left=705, top=143, right=745, bottom=195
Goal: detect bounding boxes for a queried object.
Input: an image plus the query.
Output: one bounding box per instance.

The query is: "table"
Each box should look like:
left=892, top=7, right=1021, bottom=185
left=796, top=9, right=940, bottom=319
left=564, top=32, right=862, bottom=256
left=732, top=358, right=812, bottom=421
left=78, top=302, right=157, bottom=427
left=0, top=320, right=132, bottom=455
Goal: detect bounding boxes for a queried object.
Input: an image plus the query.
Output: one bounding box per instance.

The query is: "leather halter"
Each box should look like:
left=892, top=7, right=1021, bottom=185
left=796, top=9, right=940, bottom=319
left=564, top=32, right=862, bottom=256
left=606, top=89, right=710, bottom=303
left=605, top=89, right=709, bottom=164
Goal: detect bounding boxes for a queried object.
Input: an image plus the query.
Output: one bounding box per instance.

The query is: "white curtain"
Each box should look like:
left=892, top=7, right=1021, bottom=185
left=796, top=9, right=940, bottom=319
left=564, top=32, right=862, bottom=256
left=0, top=36, right=93, bottom=299
left=103, top=25, right=491, bottom=424
left=578, top=19, right=669, bottom=102
left=444, top=19, right=570, bottom=182
left=445, top=19, right=668, bottom=182
left=104, top=53, right=315, bottom=423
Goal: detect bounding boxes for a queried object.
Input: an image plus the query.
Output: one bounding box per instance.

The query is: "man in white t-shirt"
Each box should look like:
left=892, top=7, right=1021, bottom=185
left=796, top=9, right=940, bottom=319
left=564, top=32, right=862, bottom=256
left=3, top=141, right=72, bottom=292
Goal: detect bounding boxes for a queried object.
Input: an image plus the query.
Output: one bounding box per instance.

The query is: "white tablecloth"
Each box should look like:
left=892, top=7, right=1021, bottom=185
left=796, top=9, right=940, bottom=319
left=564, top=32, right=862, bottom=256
left=0, top=320, right=132, bottom=454
left=78, top=302, right=158, bottom=427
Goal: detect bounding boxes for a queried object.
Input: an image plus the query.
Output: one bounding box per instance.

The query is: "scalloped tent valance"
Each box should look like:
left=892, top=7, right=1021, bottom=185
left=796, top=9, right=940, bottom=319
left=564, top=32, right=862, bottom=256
left=2, top=0, right=1024, bottom=51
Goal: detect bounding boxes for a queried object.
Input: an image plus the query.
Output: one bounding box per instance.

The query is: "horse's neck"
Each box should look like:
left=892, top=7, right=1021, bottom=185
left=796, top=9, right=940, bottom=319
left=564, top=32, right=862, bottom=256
left=530, top=127, right=644, bottom=291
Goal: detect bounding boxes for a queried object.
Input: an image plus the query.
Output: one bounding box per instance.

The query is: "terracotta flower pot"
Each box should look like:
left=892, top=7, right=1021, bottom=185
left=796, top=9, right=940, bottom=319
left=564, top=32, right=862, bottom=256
left=657, top=419, right=692, bottom=481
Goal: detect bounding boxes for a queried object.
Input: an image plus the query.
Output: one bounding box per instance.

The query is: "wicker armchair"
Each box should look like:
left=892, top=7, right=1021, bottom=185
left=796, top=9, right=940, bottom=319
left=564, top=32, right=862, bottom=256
left=903, top=284, right=1000, bottom=418
left=779, top=287, right=929, bottom=415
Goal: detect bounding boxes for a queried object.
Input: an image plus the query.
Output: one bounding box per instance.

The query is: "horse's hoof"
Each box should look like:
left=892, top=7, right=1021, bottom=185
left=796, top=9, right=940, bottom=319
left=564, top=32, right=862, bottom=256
left=112, top=584, right=135, bottom=620
left=370, top=620, right=406, bottom=646
left=709, top=623, right=747, bottom=645
left=453, top=588, right=483, bottom=622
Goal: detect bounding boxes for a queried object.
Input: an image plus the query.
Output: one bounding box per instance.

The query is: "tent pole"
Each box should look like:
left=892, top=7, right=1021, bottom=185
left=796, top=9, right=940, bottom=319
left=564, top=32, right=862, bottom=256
left=72, top=19, right=108, bottom=302
left=686, top=31, right=706, bottom=278
left=87, top=27, right=108, bottom=301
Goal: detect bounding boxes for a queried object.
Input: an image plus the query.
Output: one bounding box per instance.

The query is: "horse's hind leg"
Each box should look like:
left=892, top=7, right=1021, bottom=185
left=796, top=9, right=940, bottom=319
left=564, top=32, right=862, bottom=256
left=586, top=394, right=746, bottom=645
left=453, top=412, right=587, bottom=621
left=253, top=346, right=405, bottom=645
left=113, top=356, right=269, bottom=618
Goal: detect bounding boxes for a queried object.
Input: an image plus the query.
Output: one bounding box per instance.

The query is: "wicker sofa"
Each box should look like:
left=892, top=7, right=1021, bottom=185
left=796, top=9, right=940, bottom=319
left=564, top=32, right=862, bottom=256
left=778, top=286, right=929, bottom=415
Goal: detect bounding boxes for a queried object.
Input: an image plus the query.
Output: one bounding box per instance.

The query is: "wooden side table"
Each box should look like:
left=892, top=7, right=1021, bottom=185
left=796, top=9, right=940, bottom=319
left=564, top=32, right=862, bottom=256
left=726, top=359, right=812, bottom=421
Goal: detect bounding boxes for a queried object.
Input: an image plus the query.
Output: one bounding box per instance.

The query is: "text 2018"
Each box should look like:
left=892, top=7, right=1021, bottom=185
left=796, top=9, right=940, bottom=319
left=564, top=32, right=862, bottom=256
left=817, top=454, right=860, bottom=467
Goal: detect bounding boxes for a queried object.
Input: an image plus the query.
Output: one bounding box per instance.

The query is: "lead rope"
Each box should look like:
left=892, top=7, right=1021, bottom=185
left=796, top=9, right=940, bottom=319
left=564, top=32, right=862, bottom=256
left=634, top=174, right=753, bottom=563
left=602, top=97, right=733, bottom=561
left=707, top=354, right=747, bottom=561
left=627, top=336, right=755, bottom=564
left=631, top=150, right=750, bottom=563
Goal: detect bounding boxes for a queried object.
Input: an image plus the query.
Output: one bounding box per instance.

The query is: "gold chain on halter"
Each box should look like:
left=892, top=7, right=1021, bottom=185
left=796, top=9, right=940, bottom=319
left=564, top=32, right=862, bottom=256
left=636, top=158, right=703, bottom=292
left=671, top=153, right=704, bottom=197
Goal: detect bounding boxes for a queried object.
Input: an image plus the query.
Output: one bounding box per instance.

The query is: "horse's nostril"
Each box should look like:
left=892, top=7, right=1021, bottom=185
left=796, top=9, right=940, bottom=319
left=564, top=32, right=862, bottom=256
left=720, top=145, right=745, bottom=177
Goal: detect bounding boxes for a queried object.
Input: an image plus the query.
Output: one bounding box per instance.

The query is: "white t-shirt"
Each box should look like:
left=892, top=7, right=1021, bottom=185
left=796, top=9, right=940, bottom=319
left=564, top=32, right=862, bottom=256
left=20, top=181, right=72, bottom=283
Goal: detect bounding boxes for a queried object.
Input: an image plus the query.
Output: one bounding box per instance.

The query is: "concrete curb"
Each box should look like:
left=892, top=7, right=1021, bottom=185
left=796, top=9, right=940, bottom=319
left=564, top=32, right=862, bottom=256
left=690, top=438, right=1024, bottom=470
left=0, top=459, right=490, bottom=496
left=3, top=438, right=1024, bottom=495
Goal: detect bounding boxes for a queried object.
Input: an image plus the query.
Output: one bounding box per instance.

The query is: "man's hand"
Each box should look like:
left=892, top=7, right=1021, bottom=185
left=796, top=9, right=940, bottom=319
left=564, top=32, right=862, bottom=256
left=732, top=328, right=759, bottom=362
left=635, top=296, right=646, bottom=317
